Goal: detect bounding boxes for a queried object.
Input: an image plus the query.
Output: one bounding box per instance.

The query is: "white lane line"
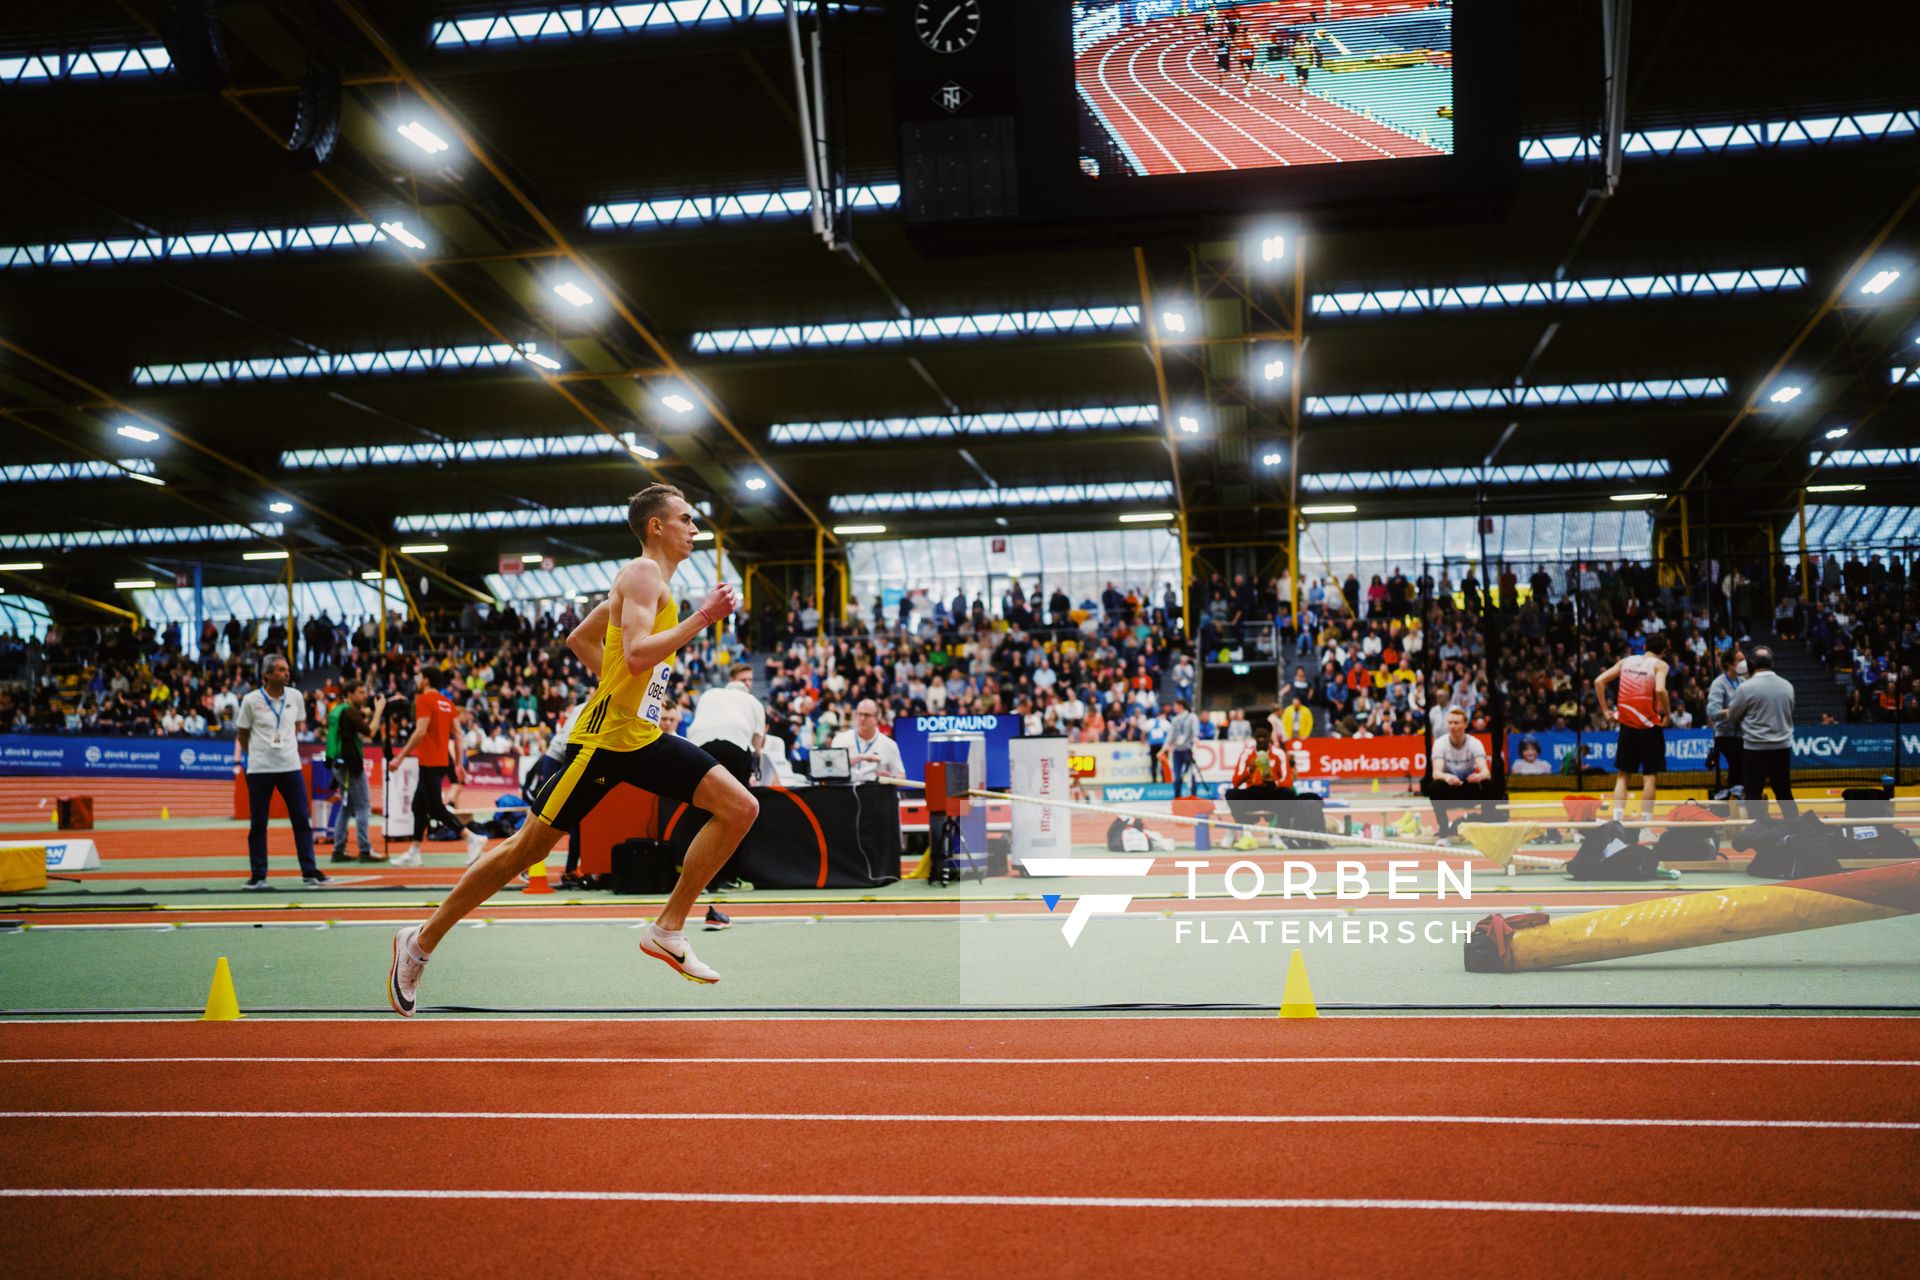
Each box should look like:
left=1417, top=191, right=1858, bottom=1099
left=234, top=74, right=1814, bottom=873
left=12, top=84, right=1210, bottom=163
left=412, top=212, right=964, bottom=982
left=0, top=1187, right=1916, bottom=1220
left=3, top=1014, right=1916, bottom=1023
left=4, top=1111, right=1916, bottom=1130
left=4, top=1056, right=1917, bottom=1068
left=1095, top=29, right=1182, bottom=171
left=1177, top=39, right=1336, bottom=163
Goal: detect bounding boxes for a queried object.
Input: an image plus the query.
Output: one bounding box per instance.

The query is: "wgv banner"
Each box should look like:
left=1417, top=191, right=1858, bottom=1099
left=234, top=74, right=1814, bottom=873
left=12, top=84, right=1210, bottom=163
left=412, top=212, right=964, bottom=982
left=0, top=735, right=238, bottom=780
left=1510, top=726, right=1919, bottom=772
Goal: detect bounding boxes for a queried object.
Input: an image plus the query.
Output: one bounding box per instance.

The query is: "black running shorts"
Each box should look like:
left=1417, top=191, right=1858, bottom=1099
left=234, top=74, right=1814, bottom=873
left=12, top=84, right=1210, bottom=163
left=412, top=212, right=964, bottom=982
left=1614, top=726, right=1667, bottom=775
left=529, top=734, right=720, bottom=829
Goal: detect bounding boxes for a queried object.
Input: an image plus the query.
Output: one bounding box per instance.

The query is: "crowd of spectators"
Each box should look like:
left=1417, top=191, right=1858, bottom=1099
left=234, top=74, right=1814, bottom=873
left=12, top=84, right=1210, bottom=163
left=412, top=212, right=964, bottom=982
left=1, top=549, right=1913, bottom=758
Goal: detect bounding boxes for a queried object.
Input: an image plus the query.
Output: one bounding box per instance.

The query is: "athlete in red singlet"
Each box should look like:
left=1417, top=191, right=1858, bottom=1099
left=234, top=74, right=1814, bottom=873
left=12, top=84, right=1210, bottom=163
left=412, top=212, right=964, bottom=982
left=1594, top=633, right=1671, bottom=819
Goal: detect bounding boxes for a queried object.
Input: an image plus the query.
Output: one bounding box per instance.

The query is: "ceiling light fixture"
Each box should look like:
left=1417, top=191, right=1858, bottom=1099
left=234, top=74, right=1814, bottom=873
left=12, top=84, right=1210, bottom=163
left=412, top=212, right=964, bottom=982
left=242, top=550, right=289, bottom=561
left=627, top=442, right=660, bottom=460
left=0, top=561, right=46, bottom=571
left=116, top=424, right=160, bottom=443
left=114, top=579, right=156, bottom=589
left=1176, top=415, right=1200, bottom=434
left=1300, top=503, right=1358, bottom=516
left=396, top=120, right=450, bottom=154
left=661, top=393, right=696, bottom=415
left=1807, top=483, right=1865, bottom=493
left=1825, top=427, right=1850, bottom=440
left=378, top=221, right=427, bottom=251
left=1261, top=234, right=1286, bottom=262
left=1608, top=492, right=1667, bottom=502
left=1161, top=309, right=1187, bottom=334
left=269, top=501, right=294, bottom=514
left=1768, top=385, right=1803, bottom=404
left=744, top=476, right=767, bottom=491
left=360, top=570, right=384, bottom=581
left=1262, top=451, right=1284, bottom=466
left=519, top=348, right=562, bottom=371
left=520, top=553, right=546, bottom=564
left=692, top=530, right=714, bottom=542
left=127, top=471, right=165, bottom=486
left=1118, top=511, right=1176, bottom=523
left=1860, top=269, right=1900, bottom=295
left=552, top=280, right=594, bottom=308
left=1263, top=358, right=1286, bottom=382
left=832, top=524, right=887, bottom=535
left=400, top=543, right=449, bottom=554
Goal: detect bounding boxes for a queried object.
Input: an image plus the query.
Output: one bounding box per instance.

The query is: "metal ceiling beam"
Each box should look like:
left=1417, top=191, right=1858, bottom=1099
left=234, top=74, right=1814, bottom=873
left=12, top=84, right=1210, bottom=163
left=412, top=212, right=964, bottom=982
left=1665, top=174, right=1920, bottom=510
left=0, top=569, right=138, bottom=623
left=332, top=0, right=834, bottom=547
left=0, top=335, right=487, bottom=605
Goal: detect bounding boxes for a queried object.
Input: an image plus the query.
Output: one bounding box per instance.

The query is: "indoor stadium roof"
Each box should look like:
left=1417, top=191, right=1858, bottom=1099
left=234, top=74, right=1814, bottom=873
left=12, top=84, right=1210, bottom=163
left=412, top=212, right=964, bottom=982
left=2, top=0, right=1917, bottom=607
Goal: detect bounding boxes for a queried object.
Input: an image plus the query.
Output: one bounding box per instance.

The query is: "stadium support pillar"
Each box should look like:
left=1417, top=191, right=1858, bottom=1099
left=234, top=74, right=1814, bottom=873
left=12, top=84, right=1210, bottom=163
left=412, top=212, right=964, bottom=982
left=1177, top=511, right=1193, bottom=640
left=712, top=525, right=726, bottom=640
left=1287, top=238, right=1305, bottom=622
left=284, top=552, right=297, bottom=668
left=837, top=551, right=850, bottom=629
left=815, top=528, right=826, bottom=641
left=378, top=545, right=389, bottom=651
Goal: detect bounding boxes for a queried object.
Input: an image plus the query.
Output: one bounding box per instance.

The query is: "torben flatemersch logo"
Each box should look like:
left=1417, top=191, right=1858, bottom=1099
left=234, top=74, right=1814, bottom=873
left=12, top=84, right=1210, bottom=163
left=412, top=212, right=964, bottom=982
left=1022, top=857, right=1478, bottom=947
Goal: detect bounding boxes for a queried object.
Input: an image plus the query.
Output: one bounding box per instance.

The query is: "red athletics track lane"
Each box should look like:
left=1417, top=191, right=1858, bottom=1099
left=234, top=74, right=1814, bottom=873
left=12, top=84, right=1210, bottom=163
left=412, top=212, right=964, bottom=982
left=1077, top=2, right=1440, bottom=175
left=1, top=1020, right=1916, bottom=1276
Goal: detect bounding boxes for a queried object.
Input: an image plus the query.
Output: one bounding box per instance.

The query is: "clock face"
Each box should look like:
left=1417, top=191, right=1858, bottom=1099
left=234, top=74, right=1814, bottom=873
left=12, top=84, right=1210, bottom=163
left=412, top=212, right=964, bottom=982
left=915, top=0, right=982, bottom=54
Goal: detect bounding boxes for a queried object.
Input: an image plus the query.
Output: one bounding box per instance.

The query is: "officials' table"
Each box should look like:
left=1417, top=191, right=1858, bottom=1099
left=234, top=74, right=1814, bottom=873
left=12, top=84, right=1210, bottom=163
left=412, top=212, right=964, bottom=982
left=663, top=782, right=903, bottom=889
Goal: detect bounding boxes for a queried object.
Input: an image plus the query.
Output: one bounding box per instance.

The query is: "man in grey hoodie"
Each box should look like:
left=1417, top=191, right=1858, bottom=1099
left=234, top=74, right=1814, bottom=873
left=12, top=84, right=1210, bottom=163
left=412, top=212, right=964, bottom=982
left=1722, top=646, right=1796, bottom=819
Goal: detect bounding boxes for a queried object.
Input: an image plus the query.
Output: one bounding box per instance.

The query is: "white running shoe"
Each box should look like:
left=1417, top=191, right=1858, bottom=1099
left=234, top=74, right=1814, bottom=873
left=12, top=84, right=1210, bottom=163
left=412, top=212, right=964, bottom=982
left=640, top=924, right=720, bottom=984
left=465, top=831, right=487, bottom=864
left=391, top=848, right=423, bottom=868
left=388, top=925, right=429, bottom=1017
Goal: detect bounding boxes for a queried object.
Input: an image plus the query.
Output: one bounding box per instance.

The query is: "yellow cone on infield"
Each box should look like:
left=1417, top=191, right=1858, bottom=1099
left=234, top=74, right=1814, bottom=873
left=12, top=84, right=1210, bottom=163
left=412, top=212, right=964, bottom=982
left=202, top=956, right=242, bottom=1021
left=161, top=805, right=170, bottom=821
left=1278, top=948, right=1317, bottom=1019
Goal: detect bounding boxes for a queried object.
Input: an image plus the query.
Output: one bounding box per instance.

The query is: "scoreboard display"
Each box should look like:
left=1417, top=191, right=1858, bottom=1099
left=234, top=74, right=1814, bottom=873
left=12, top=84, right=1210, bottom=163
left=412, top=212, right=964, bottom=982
left=891, top=1, right=1515, bottom=244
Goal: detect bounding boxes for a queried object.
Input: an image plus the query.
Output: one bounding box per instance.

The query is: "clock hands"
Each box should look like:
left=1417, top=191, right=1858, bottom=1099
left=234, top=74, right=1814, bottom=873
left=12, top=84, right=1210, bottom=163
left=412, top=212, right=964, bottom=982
left=930, top=4, right=964, bottom=44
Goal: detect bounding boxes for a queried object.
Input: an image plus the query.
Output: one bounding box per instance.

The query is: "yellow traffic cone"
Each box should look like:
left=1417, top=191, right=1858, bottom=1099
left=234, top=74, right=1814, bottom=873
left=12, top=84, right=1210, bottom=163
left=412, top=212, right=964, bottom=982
left=523, top=859, right=553, bottom=894
left=1278, top=947, right=1317, bottom=1019
left=202, top=956, right=242, bottom=1021
left=161, top=805, right=171, bottom=821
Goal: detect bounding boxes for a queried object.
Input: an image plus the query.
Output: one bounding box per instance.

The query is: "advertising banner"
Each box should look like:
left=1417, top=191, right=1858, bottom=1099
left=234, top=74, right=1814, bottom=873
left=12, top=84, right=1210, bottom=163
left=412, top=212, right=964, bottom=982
left=890, top=714, right=1022, bottom=790
left=1009, top=738, right=1072, bottom=858
left=1508, top=726, right=1917, bottom=773
left=0, top=735, right=239, bottom=780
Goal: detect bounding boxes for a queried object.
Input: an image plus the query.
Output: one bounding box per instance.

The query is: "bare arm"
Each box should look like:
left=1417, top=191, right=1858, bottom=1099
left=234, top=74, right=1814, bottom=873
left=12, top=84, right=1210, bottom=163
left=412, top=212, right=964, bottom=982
left=1654, top=659, right=1671, bottom=722
left=567, top=600, right=611, bottom=672
left=619, top=560, right=724, bottom=677
left=1592, top=661, right=1621, bottom=717
left=392, top=715, right=427, bottom=762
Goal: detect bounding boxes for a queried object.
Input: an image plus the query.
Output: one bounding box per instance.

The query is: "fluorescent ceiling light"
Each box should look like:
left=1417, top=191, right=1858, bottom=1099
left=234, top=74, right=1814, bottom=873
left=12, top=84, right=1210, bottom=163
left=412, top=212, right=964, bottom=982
left=661, top=392, right=695, bottom=414
left=744, top=476, right=767, bottom=491
left=114, top=579, right=156, bottom=589
left=0, top=561, right=45, bottom=571
left=521, top=347, right=562, bottom=370
left=1176, top=415, right=1200, bottom=434
left=1262, top=452, right=1284, bottom=466
left=360, top=570, right=383, bottom=581
left=520, top=553, right=546, bottom=564
left=379, top=221, right=427, bottom=251
left=692, top=530, right=714, bottom=542
left=269, top=501, right=293, bottom=514
left=397, top=121, right=450, bottom=154
left=1300, top=504, right=1358, bottom=516
left=117, top=423, right=160, bottom=443
left=242, top=550, right=288, bottom=561
left=1860, top=269, right=1900, bottom=295
left=552, top=280, right=594, bottom=307
left=1807, top=483, right=1865, bottom=493
left=628, top=442, right=660, bottom=460
left=1825, top=427, right=1850, bottom=440
left=1161, top=310, right=1187, bottom=334
left=128, top=470, right=165, bottom=486
left=832, top=524, right=886, bottom=535
left=1261, top=234, right=1286, bottom=262
left=400, top=543, right=449, bottom=554
left=1263, top=358, right=1286, bottom=382
left=1768, top=385, right=1803, bottom=404
left=1118, top=511, right=1175, bottom=524
left=1609, top=492, right=1667, bottom=502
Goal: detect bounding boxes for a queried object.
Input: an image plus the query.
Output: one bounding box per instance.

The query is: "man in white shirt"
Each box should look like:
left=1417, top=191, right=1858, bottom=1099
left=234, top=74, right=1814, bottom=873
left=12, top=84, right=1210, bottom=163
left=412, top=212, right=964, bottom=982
left=234, top=654, right=327, bottom=889
left=687, top=664, right=767, bottom=787
left=831, top=699, right=905, bottom=784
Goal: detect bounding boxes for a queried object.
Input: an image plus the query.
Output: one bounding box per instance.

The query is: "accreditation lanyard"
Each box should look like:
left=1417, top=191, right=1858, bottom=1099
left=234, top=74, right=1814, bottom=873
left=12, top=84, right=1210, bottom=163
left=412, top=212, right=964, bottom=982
left=261, top=691, right=291, bottom=746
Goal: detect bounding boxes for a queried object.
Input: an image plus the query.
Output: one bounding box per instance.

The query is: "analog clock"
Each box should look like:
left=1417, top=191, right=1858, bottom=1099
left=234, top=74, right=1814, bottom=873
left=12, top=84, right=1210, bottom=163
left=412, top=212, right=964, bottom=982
left=914, top=1, right=982, bottom=54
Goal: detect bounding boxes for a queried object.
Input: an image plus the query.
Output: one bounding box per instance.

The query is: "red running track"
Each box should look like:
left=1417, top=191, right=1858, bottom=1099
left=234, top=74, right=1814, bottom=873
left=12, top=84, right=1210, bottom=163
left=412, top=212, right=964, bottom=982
left=1077, top=2, right=1441, bottom=174
left=0, top=1018, right=1916, bottom=1276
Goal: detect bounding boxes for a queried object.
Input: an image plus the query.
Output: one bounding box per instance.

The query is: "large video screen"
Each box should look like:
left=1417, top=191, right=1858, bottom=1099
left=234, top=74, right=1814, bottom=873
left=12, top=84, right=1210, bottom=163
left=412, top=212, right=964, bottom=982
left=1072, top=0, right=1455, bottom=180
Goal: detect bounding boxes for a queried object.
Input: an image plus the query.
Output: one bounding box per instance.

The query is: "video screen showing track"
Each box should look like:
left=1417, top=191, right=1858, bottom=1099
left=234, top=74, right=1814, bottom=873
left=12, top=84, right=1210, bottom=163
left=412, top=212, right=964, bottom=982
left=1073, top=0, right=1455, bottom=178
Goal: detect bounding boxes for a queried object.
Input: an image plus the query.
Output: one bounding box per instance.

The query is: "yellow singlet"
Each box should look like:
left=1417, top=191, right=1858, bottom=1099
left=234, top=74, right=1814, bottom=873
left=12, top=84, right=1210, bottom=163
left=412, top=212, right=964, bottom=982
left=569, top=593, right=678, bottom=752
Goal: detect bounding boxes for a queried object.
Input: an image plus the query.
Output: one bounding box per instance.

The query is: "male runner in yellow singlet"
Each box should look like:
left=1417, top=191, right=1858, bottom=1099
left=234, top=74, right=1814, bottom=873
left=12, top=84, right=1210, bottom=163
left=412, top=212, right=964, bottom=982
left=388, top=484, right=754, bottom=1015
